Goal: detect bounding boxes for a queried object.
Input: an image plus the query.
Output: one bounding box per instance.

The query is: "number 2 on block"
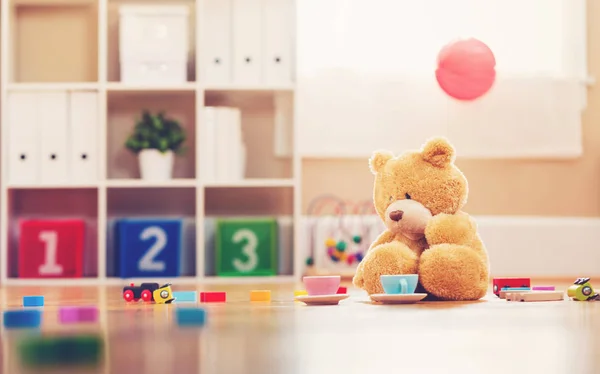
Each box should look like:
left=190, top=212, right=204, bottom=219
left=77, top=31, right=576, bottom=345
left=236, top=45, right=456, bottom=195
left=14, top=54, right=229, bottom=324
left=38, top=230, right=63, bottom=275
left=232, top=229, right=259, bottom=272
left=138, top=226, right=167, bottom=272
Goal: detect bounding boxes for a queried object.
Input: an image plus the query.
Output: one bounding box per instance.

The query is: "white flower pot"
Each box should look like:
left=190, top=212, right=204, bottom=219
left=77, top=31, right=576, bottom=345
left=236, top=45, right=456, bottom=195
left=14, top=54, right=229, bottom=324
left=138, top=149, right=174, bottom=181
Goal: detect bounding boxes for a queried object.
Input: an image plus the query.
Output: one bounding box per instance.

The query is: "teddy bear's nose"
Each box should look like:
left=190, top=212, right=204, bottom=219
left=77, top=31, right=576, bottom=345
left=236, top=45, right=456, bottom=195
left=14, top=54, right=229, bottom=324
left=389, top=210, right=404, bottom=221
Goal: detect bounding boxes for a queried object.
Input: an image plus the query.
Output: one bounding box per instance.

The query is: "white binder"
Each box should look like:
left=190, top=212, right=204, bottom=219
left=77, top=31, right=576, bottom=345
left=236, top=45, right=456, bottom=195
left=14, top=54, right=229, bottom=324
left=263, top=0, right=294, bottom=85
left=202, top=107, right=217, bottom=182
left=39, top=92, right=69, bottom=184
left=7, top=92, right=40, bottom=185
left=232, top=0, right=263, bottom=84
left=203, top=0, right=232, bottom=85
left=69, top=92, right=99, bottom=184
left=214, top=108, right=232, bottom=182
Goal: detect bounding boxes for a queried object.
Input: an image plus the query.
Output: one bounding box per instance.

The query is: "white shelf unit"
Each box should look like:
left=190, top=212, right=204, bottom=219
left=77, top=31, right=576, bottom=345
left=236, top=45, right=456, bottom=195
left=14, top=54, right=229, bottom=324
left=0, top=0, right=301, bottom=285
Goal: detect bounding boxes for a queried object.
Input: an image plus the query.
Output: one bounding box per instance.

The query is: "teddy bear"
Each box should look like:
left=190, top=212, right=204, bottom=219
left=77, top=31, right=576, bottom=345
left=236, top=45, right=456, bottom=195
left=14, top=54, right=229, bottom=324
left=352, top=137, right=489, bottom=301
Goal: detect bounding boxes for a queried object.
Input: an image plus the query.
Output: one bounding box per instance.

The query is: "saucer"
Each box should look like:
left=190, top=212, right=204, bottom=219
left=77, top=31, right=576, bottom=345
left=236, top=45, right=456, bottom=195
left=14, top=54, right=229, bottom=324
left=370, top=293, right=427, bottom=304
left=295, top=294, right=350, bottom=305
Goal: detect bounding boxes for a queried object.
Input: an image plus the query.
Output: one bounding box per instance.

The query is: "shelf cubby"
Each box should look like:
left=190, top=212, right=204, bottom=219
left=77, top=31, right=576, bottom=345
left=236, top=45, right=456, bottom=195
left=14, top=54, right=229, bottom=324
left=204, top=186, right=294, bottom=277
left=106, top=90, right=196, bottom=180
left=8, top=0, right=98, bottom=83
left=7, top=187, right=99, bottom=278
left=106, top=187, right=197, bottom=278
left=204, top=90, right=294, bottom=180
left=106, top=0, right=197, bottom=83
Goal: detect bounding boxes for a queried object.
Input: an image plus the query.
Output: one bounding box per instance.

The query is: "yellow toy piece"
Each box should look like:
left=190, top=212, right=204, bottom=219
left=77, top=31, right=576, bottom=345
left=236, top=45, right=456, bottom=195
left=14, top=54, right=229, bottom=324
left=250, top=290, right=271, bottom=302
left=153, top=283, right=175, bottom=304
left=325, top=238, right=337, bottom=247
left=567, top=278, right=599, bottom=301
left=294, top=290, right=308, bottom=297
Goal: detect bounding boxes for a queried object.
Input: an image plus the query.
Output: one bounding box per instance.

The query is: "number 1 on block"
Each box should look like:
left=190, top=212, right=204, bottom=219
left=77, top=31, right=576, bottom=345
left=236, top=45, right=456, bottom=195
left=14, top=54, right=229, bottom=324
left=38, top=231, right=63, bottom=275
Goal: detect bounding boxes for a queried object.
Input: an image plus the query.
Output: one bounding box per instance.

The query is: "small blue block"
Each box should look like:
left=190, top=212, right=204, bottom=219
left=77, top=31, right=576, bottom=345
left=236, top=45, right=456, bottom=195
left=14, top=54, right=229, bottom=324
left=23, top=296, right=44, bottom=307
left=3, top=310, right=42, bottom=329
left=173, top=291, right=197, bottom=303
left=175, top=307, right=206, bottom=327
left=501, top=287, right=531, bottom=291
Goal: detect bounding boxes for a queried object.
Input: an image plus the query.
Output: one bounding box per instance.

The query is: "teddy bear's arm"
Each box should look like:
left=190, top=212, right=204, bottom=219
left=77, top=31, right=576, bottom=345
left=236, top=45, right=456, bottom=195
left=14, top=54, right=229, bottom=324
left=353, top=230, right=396, bottom=289
left=424, top=211, right=478, bottom=247
left=366, top=230, right=396, bottom=253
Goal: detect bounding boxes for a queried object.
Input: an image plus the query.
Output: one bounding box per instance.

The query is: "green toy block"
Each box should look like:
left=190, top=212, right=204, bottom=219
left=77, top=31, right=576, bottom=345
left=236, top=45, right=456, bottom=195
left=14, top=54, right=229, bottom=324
left=18, top=334, right=103, bottom=367
left=215, top=218, right=278, bottom=277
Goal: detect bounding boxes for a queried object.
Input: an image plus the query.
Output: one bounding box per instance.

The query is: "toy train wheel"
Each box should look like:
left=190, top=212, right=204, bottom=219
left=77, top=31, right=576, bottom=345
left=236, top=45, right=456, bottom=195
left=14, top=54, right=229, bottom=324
left=141, top=290, right=153, bottom=302
left=123, top=290, right=134, bottom=302
left=582, top=286, right=593, bottom=297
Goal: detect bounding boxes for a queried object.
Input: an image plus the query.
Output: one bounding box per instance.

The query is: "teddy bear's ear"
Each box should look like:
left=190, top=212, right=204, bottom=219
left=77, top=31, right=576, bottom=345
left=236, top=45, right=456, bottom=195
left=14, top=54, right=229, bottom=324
left=421, top=137, right=455, bottom=167
left=369, top=150, right=394, bottom=174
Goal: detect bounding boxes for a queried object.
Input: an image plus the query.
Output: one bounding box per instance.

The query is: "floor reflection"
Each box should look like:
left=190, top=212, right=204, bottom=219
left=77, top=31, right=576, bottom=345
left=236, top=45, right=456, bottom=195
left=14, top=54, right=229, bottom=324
left=0, top=285, right=600, bottom=374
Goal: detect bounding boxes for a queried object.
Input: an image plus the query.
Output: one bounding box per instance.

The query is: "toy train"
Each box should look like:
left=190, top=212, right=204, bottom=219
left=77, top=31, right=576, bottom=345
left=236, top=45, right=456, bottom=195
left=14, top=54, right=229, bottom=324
left=122, top=282, right=175, bottom=304
left=492, top=277, right=531, bottom=297
left=566, top=278, right=599, bottom=301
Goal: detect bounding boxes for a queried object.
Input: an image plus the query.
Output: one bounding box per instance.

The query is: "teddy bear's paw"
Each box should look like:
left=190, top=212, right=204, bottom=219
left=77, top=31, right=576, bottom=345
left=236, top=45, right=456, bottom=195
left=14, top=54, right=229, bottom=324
left=352, top=262, right=366, bottom=288
left=361, top=243, right=419, bottom=295
left=425, top=212, right=476, bottom=246
left=419, top=244, right=488, bottom=301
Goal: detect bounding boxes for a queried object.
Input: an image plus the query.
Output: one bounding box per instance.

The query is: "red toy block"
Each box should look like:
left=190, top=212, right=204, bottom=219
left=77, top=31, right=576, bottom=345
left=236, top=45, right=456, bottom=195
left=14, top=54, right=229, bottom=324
left=18, top=219, right=85, bottom=278
left=337, top=286, right=347, bottom=294
left=200, top=292, right=226, bottom=303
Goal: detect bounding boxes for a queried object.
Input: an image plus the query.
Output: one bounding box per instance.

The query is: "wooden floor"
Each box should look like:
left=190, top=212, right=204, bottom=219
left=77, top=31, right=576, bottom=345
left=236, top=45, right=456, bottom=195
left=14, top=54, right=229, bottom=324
left=0, top=279, right=599, bottom=374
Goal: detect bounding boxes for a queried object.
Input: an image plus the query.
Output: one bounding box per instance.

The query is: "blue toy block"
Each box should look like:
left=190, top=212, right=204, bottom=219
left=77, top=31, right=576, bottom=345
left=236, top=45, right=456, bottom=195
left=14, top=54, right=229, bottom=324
left=175, top=307, right=206, bottom=327
left=3, top=310, right=42, bottom=329
left=173, top=291, right=197, bottom=303
left=115, top=218, right=182, bottom=278
left=23, top=296, right=44, bottom=307
left=501, top=287, right=531, bottom=291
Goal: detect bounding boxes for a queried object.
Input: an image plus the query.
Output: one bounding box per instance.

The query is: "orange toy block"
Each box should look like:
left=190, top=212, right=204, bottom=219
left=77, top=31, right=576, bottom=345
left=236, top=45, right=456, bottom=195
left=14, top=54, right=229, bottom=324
left=250, top=290, right=271, bottom=302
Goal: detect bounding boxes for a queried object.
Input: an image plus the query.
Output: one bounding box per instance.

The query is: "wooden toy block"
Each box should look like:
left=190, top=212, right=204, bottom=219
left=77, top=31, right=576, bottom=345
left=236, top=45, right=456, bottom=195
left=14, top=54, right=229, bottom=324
left=505, top=291, right=564, bottom=302
left=215, top=218, right=278, bottom=276
left=532, top=286, right=555, bottom=291
left=3, top=310, right=42, bottom=329
left=200, top=292, right=226, bottom=303
left=337, top=287, right=347, bottom=294
left=58, top=306, right=98, bottom=324
left=18, top=219, right=85, bottom=278
left=23, top=296, right=44, bottom=307
left=175, top=307, right=206, bottom=327
left=115, top=218, right=182, bottom=278
left=294, top=290, right=307, bottom=297
left=499, top=289, right=532, bottom=299
left=492, top=277, right=531, bottom=297
left=173, top=291, right=198, bottom=303
left=250, top=290, right=271, bottom=302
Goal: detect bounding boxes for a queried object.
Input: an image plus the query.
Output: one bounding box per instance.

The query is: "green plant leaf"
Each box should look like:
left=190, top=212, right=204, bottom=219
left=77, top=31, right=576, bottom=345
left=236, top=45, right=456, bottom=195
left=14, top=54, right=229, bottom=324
left=124, top=110, right=187, bottom=155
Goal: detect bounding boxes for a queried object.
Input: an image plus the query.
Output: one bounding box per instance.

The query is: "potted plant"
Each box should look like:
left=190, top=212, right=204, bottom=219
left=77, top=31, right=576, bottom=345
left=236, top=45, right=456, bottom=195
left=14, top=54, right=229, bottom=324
left=125, top=110, right=186, bottom=180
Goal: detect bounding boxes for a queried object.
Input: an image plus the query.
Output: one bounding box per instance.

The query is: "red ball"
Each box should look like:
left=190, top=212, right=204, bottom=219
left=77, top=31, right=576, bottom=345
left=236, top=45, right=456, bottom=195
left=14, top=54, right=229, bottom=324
left=435, top=38, right=496, bottom=101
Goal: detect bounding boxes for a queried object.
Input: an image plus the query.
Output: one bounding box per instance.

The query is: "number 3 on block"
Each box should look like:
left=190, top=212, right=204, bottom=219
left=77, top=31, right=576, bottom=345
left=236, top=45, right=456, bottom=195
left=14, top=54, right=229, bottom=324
left=115, top=219, right=182, bottom=278
left=18, top=219, right=85, bottom=278
left=216, top=218, right=278, bottom=277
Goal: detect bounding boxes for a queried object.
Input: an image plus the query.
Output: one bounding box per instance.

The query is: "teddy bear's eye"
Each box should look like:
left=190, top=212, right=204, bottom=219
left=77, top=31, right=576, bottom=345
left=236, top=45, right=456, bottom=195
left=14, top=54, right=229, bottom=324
left=405, top=193, right=411, bottom=199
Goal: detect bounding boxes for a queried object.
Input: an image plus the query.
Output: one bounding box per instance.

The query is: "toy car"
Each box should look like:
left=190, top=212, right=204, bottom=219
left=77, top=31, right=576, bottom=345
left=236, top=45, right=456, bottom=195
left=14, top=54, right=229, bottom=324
left=122, top=282, right=160, bottom=302
left=567, top=277, right=599, bottom=301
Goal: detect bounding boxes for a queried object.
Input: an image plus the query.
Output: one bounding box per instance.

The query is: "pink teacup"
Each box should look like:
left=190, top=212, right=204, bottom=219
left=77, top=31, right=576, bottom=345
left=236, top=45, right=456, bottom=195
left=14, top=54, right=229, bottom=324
left=303, top=276, right=341, bottom=296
